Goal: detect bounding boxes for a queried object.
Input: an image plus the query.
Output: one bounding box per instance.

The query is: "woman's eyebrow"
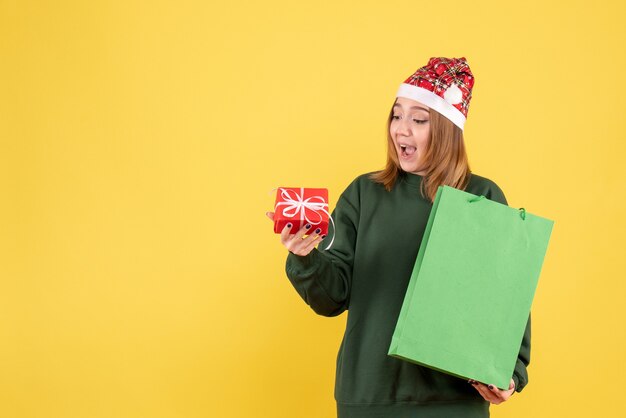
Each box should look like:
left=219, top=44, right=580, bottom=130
left=393, top=103, right=430, bottom=112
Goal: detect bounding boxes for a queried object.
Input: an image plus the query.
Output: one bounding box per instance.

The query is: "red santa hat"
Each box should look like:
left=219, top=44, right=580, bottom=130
left=396, top=57, right=475, bottom=131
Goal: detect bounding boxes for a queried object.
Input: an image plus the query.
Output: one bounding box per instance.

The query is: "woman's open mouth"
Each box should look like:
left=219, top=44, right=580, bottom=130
left=400, top=144, right=417, bottom=158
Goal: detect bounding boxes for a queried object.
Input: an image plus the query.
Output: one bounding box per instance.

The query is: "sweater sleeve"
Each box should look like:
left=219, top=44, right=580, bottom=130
left=487, top=181, right=532, bottom=393
left=284, top=178, right=359, bottom=317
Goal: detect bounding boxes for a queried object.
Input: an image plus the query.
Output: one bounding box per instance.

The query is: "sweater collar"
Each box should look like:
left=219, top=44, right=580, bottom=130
left=399, top=171, right=424, bottom=188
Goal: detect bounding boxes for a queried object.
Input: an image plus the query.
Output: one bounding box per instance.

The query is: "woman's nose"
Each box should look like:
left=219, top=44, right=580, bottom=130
left=397, top=119, right=411, bottom=135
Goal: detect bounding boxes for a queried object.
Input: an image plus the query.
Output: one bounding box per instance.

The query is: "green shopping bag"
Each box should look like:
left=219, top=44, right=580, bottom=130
left=388, top=185, right=554, bottom=390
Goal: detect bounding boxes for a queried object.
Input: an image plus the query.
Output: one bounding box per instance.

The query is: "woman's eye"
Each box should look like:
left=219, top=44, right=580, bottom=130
left=392, top=115, right=427, bottom=124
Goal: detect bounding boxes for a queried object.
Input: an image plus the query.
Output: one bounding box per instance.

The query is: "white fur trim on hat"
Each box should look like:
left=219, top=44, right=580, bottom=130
left=396, top=83, right=466, bottom=131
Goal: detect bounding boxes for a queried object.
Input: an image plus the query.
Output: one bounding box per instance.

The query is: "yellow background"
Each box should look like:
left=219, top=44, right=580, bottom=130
left=1, top=1, right=624, bottom=417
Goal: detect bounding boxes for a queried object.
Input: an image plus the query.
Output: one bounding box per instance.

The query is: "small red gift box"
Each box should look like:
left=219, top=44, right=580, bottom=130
left=273, top=187, right=329, bottom=235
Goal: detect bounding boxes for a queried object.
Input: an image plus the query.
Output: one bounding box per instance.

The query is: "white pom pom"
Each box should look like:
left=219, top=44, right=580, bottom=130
left=443, top=83, right=463, bottom=105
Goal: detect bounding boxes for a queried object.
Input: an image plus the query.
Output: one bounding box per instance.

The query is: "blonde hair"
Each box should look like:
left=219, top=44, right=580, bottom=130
left=368, top=98, right=472, bottom=202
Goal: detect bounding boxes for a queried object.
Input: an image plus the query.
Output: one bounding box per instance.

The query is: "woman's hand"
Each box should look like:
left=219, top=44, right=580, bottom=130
left=266, top=211, right=326, bottom=256
left=468, top=378, right=515, bottom=405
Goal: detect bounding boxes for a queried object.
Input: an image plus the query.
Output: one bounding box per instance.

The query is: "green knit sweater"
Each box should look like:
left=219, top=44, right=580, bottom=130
left=285, top=171, right=531, bottom=418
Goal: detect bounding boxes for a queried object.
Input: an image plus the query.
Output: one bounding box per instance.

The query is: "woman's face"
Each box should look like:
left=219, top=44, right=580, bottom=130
left=390, top=97, right=431, bottom=175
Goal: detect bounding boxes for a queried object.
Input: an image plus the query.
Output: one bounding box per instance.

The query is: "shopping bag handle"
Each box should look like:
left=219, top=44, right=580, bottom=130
left=468, top=195, right=526, bottom=221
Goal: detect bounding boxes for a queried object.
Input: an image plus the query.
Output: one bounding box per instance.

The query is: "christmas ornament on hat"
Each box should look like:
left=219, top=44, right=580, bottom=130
left=396, top=57, right=475, bottom=131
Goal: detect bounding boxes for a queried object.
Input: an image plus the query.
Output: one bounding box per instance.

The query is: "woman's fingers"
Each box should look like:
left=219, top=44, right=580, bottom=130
left=302, top=232, right=325, bottom=253
left=281, top=223, right=306, bottom=253
left=493, top=379, right=516, bottom=402
left=486, top=384, right=504, bottom=400
left=470, top=378, right=515, bottom=404
left=484, top=379, right=515, bottom=403
left=280, top=222, right=295, bottom=244
left=477, top=384, right=500, bottom=404
left=291, top=225, right=318, bottom=254
left=299, top=227, right=324, bottom=253
left=293, top=223, right=314, bottom=240
left=468, top=380, right=501, bottom=404
left=285, top=224, right=322, bottom=255
left=271, top=215, right=324, bottom=256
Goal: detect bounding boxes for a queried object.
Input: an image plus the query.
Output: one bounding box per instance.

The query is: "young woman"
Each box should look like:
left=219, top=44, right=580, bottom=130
left=266, top=57, right=531, bottom=418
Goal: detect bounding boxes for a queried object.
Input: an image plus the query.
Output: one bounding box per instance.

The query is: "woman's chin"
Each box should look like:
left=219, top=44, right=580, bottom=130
left=400, top=161, right=426, bottom=175
left=400, top=161, right=418, bottom=172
